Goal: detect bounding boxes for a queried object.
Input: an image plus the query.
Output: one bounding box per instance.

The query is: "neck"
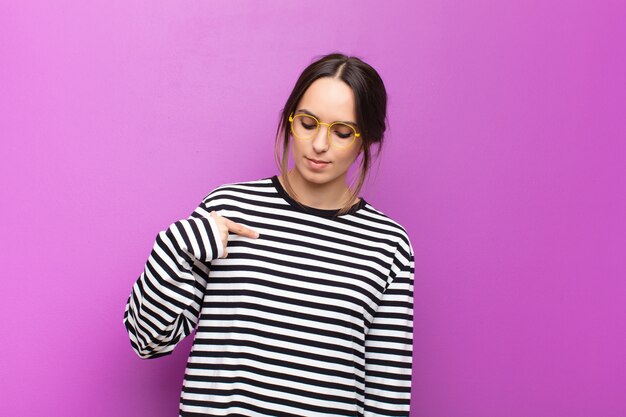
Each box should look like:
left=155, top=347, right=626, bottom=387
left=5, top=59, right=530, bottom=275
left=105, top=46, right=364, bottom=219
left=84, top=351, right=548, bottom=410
left=280, top=169, right=359, bottom=210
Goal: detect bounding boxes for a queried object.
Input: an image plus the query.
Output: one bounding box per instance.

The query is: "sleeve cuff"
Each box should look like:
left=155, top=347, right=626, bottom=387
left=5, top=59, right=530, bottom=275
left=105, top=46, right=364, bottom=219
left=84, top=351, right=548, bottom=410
left=206, top=215, right=225, bottom=259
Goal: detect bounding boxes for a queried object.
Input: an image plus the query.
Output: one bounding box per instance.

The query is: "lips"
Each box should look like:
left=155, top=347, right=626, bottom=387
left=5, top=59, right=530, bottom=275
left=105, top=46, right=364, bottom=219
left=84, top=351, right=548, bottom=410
left=307, top=157, right=330, bottom=164
left=305, top=157, right=330, bottom=170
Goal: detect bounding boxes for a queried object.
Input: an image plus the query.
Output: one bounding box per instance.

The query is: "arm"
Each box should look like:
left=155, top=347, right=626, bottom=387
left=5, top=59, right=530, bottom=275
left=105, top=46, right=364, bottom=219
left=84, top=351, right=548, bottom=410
left=122, top=203, right=224, bottom=359
left=364, top=238, right=415, bottom=416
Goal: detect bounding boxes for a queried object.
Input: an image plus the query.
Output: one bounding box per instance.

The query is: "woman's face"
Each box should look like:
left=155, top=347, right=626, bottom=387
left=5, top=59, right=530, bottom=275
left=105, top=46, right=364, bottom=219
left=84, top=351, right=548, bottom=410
left=290, top=77, right=362, bottom=188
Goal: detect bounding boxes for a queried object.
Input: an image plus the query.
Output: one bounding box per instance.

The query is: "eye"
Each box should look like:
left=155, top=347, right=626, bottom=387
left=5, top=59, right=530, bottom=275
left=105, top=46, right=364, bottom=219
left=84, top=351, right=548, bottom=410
left=297, top=115, right=318, bottom=130
left=331, top=124, right=355, bottom=139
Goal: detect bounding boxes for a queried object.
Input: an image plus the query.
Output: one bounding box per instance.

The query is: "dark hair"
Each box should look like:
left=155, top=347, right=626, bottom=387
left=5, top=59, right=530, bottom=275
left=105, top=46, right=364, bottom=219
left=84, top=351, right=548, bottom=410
left=274, top=52, right=388, bottom=215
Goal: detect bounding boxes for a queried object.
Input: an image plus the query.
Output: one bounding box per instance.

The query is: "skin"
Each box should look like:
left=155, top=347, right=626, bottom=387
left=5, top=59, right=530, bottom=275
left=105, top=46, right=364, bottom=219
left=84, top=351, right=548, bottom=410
left=211, top=76, right=362, bottom=258
left=210, top=210, right=258, bottom=258
left=279, top=76, right=363, bottom=209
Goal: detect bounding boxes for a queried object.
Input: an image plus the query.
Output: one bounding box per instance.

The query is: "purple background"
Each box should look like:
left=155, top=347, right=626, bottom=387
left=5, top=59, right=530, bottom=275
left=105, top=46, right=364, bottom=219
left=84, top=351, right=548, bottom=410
left=1, top=1, right=625, bottom=416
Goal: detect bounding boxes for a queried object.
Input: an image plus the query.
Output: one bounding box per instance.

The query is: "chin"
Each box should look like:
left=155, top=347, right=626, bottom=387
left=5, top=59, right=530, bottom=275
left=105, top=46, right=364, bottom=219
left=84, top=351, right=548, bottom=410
left=302, top=168, right=328, bottom=182
left=294, top=164, right=332, bottom=185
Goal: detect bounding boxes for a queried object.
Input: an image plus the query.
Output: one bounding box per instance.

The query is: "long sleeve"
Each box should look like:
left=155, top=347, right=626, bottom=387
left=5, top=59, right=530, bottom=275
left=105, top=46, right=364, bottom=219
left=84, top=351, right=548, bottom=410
left=122, top=204, right=224, bottom=359
left=363, top=238, right=415, bottom=416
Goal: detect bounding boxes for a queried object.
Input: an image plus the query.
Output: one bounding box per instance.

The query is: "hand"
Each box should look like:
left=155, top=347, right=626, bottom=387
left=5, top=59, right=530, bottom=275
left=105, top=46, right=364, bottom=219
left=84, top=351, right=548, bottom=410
left=210, top=211, right=260, bottom=258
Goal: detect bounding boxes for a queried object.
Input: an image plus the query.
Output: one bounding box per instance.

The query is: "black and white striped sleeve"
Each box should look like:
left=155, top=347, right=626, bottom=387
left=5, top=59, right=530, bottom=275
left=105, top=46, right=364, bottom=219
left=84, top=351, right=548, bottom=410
left=363, top=238, right=415, bottom=416
left=123, top=204, right=224, bottom=359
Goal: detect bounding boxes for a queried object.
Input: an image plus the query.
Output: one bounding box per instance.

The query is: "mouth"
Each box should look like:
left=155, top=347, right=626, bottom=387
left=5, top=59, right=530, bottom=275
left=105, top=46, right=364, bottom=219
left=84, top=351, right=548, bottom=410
left=306, top=157, right=330, bottom=164
left=306, top=157, right=330, bottom=169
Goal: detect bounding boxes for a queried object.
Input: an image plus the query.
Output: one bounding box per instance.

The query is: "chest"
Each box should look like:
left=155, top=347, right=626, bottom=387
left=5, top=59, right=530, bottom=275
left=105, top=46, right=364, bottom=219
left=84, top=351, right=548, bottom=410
left=201, top=213, right=397, bottom=331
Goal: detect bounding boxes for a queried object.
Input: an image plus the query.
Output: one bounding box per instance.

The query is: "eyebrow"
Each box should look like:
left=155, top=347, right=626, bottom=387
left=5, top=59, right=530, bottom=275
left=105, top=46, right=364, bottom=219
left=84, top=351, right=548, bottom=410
left=296, top=108, right=357, bottom=127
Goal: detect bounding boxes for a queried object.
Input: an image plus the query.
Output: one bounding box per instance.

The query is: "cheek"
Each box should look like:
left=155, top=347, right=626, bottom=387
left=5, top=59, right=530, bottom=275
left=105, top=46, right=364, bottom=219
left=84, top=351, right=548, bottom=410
left=290, top=139, right=304, bottom=157
left=339, top=149, right=361, bottom=167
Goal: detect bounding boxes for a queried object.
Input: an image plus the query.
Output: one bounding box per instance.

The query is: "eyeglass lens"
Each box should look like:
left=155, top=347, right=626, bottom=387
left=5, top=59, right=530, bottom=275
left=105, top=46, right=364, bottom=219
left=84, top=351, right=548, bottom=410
left=292, top=114, right=356, bottom=148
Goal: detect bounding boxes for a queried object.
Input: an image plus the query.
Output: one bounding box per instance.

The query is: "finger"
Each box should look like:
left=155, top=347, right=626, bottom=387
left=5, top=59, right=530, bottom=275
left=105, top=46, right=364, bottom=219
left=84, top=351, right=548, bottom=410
left=225, top=218, right=260, bottom=239
left=232, top=224, right=259, bottom=239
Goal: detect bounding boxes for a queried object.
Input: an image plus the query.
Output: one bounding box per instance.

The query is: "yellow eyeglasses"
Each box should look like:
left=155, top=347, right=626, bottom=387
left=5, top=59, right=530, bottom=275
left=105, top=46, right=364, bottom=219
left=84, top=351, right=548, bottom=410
left=289, top=112, right=360, bottom=150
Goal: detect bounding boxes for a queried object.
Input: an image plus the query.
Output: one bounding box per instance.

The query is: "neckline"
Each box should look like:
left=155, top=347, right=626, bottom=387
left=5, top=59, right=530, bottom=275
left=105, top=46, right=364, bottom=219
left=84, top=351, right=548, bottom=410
left=269, top=175, right=367, bottom=218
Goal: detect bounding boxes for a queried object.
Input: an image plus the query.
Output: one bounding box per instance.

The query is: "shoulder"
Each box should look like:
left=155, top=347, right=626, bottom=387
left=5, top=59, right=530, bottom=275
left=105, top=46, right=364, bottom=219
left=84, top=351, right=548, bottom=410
left=200, top=176, right=275, bottom=203
left=359, top=201, right=414, bottom=256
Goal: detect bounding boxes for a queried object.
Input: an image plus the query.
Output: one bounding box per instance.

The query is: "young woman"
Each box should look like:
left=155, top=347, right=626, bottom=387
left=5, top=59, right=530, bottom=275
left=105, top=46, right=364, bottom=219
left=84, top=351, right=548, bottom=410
left=123, top=53, right=415, bottom=416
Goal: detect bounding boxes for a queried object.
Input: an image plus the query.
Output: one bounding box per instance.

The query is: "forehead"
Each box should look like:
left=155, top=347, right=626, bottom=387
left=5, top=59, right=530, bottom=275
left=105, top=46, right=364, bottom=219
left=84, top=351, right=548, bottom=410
left=297, top=77, right=356, bottom=121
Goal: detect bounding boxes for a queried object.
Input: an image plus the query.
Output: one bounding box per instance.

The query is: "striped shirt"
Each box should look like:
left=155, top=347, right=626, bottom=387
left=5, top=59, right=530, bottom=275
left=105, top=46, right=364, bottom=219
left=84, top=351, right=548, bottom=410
left=123, top=175, right=415, bottom=416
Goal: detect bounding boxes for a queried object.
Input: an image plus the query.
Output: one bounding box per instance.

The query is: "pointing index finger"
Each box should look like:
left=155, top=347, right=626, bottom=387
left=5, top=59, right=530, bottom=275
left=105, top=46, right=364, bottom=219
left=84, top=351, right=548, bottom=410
left=225, top=218, right=260, bottom=239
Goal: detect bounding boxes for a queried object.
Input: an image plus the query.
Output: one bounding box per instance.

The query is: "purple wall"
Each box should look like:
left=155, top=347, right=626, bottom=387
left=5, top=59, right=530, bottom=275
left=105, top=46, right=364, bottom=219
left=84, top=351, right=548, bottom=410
left=1, top=1, right=624, bottom=416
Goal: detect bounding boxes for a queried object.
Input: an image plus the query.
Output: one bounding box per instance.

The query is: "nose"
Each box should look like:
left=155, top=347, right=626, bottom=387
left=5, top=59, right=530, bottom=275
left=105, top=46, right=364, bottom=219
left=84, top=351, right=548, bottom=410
left=312, top=124, right=330, bottom=153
